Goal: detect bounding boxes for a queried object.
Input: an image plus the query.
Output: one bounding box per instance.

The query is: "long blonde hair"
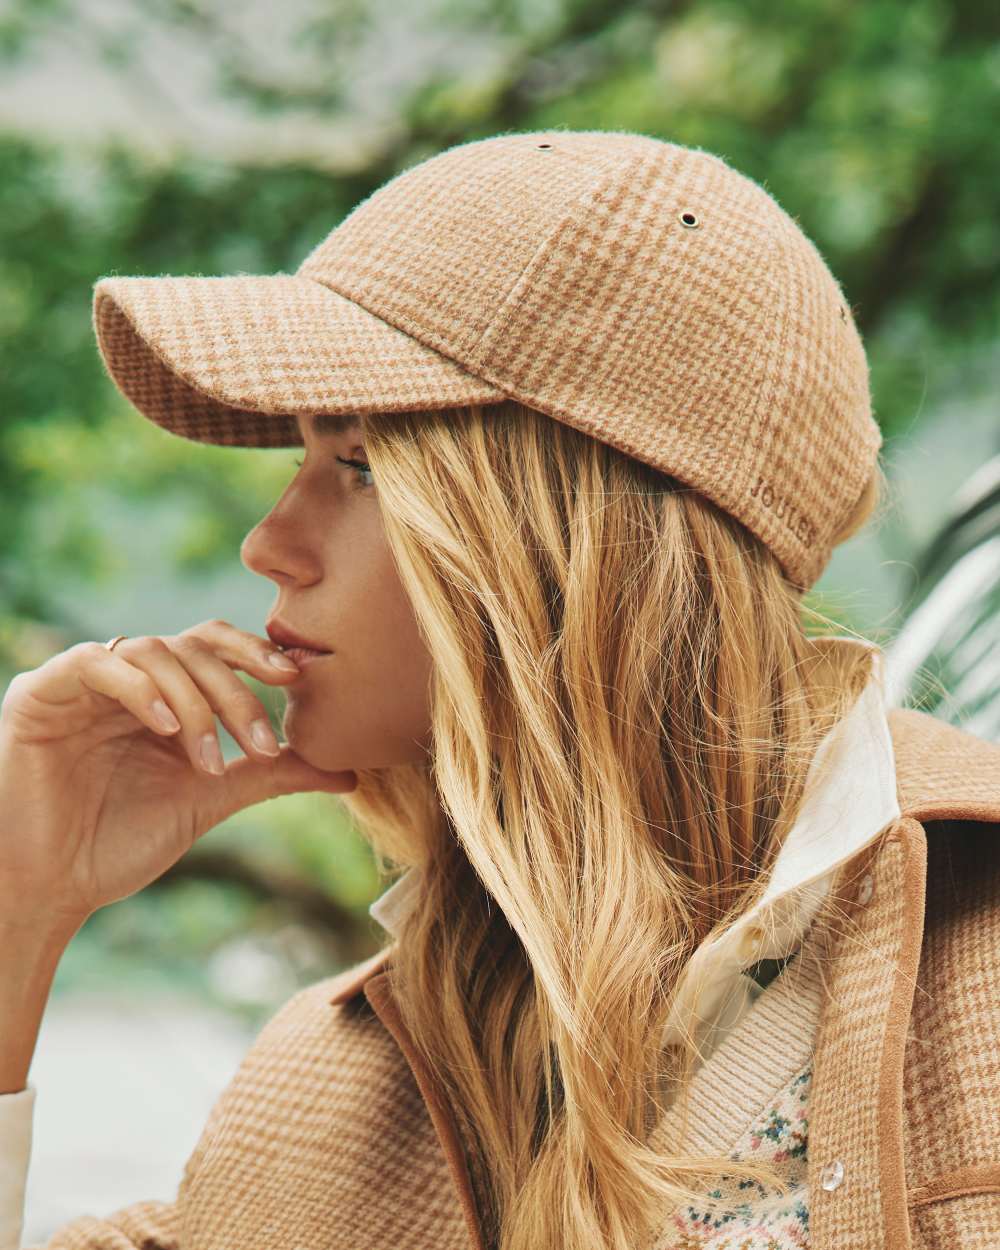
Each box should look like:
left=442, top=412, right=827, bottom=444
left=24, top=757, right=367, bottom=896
left=338, top=399, right=887, bottom=1250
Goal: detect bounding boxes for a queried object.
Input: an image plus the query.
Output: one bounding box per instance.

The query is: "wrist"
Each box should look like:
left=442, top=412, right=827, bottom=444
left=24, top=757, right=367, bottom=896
left=0, top=936, right=68, bottom=1094
left=0, top=909, right=88, bottom=953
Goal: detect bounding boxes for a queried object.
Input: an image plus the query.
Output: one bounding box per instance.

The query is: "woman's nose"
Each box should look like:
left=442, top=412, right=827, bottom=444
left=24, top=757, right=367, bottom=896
left=240, top=515, right=311, bottom=584
left=240, top=529, right=261, bottom=576
left=240, top=468, right=331, bottom=584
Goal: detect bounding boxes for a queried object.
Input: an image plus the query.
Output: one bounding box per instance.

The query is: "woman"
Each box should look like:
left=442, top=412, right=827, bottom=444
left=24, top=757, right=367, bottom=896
left=2, top=131, right=998, bottom=1250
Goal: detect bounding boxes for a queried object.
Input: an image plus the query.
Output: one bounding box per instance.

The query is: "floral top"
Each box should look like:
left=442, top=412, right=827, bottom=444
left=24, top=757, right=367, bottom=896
left=658, top=1062, right=811, bottom=1249
left=644, top=900, right=834, bottom=1250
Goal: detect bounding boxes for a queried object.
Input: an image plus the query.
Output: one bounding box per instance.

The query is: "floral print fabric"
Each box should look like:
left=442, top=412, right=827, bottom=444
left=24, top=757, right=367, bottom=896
left=657, top=1063, right=811, bottom=1249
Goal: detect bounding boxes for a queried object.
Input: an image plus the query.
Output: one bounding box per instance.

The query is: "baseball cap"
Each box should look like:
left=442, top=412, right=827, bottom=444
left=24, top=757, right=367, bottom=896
left=92, top=128, right=881, bottom=590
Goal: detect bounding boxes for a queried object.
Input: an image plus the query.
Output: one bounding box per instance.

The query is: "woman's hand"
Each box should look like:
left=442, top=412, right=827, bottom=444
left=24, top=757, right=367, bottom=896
left=0, top=620, right=357, bottom=939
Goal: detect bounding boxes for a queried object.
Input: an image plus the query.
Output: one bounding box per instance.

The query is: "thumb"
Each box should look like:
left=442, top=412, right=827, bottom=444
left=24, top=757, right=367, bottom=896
left=207, top=743, right=358, bottom=821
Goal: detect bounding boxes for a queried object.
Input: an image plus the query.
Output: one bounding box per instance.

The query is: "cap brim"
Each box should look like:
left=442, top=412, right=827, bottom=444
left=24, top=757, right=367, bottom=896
left=92, top=273, right=509, bottom=447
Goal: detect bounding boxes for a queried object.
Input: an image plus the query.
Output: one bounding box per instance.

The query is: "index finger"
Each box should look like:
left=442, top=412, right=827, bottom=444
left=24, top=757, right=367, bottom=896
left=174, top=619, right=301, bottom=681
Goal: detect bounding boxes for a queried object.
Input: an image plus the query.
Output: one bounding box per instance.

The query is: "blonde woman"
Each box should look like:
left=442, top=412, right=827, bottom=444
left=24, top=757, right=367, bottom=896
left=2, top=132, right=998, bottom=1250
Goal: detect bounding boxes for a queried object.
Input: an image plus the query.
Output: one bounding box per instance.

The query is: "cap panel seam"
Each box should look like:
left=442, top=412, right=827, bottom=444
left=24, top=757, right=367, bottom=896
left=467, top=150, right=646, bottom=368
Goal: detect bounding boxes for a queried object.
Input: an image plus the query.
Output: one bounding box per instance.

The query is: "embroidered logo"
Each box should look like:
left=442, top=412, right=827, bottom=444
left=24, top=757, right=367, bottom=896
left=749, top=476, right=817, bottom=548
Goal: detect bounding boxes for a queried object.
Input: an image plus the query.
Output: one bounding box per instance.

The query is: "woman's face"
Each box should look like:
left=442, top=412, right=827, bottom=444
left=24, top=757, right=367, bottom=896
left=240, top=414, right=434, bottom=773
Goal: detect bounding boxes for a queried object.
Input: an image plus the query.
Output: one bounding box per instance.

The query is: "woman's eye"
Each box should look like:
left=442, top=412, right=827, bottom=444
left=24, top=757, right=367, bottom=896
left=335, top=456, right=375, bottom=489
left=292, top=456, right=373, bottom=489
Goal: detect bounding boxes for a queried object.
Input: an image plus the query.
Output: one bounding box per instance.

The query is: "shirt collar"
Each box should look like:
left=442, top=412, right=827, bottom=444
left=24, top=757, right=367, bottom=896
left=368, top=860, right=423, bottom=937
left=661, top=641, right=900, bottom=1046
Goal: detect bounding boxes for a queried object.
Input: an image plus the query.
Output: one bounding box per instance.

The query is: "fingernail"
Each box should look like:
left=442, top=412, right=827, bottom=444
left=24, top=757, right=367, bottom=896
left=200, top=733, right=225, bottom=775
left=250, top=719, right=280, bottom=756
left=268, top=650, right=299, bottom=671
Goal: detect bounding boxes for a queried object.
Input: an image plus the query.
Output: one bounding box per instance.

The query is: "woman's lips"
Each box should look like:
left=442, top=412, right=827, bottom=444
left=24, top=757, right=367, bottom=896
left=281, top=646, right=332, bottom=667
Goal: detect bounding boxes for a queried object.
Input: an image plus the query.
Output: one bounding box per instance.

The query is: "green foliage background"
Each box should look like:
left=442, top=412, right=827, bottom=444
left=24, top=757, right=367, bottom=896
left=1, top=0, right=998, bottom=1020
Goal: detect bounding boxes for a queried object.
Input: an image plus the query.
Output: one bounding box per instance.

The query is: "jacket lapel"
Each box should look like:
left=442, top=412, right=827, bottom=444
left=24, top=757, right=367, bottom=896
left=363, top=972, right=489, bottom=1250
left=329, top=708, right=1000, bottom=1250
left=327, top=942, right=395, bottom=1004
left=808, top=708, right=1000, bottom=1250
left=328, top=949, right=486, bottom=1248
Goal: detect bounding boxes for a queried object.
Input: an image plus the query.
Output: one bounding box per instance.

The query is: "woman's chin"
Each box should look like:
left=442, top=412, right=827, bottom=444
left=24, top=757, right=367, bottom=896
left=279, top=721, right=351, bottom=773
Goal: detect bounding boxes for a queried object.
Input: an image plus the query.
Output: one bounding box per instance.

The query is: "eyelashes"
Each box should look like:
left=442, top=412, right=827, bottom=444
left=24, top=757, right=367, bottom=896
left=292, top=455, right=374, bottom=489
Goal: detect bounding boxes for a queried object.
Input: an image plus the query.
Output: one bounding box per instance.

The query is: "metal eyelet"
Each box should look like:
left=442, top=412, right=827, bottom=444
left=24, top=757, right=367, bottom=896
left=679, top=211, right=700, bottom=228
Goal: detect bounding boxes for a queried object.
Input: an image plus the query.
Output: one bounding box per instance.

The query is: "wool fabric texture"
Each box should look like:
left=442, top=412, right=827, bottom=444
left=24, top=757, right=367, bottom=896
left=16, top=707, right=1000, bottom=1250
left=90, top=129, right=881, bottom=590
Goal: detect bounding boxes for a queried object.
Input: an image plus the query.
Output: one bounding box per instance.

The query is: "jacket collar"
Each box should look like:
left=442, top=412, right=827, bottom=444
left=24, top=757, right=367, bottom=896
left=885, top=705, right=1000, bottom=822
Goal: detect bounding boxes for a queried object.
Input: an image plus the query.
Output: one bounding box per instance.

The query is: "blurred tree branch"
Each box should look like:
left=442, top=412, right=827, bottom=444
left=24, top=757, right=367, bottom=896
left=156, top=845, right=376, bottom=960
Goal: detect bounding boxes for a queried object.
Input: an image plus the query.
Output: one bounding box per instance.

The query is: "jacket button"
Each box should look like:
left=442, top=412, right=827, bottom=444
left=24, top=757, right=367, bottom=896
left=856, top=874, right=874, bottom=906
left=820, top=1160, right=845, bottom=1191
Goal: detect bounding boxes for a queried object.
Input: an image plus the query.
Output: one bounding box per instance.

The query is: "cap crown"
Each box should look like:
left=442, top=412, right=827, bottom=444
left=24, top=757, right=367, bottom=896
left=299, top=130, right=880, bottom=589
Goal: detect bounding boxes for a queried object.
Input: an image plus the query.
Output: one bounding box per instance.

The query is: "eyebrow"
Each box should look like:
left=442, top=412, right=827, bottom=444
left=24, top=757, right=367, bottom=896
left=304, top=414, right=363, bottom=439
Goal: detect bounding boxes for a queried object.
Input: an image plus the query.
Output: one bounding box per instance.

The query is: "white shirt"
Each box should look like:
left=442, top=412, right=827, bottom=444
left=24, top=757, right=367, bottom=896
left=0, top=643, right=899, bottom=1249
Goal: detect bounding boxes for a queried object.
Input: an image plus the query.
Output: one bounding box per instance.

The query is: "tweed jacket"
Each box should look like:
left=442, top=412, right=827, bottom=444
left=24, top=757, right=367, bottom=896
left=24, top=707, right=1000, bottom=1250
